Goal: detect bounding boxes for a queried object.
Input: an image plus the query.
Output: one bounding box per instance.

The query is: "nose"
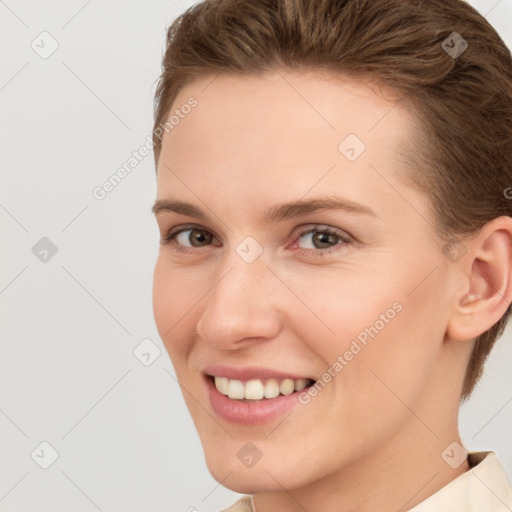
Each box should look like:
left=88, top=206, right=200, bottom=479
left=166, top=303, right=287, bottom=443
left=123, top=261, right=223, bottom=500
left=196, top=251, right=283, bottom=349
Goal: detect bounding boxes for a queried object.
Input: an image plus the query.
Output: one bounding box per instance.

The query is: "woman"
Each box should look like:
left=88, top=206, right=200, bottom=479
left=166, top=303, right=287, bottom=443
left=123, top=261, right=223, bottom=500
left=151, top=0, right=512, bottom=510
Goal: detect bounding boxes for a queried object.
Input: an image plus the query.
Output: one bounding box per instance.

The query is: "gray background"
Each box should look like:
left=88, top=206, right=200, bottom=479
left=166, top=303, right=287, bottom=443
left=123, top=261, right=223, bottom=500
left=1, top=1, right=511, bottom=511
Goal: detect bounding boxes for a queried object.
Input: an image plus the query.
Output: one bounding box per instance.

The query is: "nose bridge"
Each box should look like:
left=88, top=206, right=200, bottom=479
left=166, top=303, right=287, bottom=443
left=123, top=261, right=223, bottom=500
left=197, top=245, right=281, bottom=346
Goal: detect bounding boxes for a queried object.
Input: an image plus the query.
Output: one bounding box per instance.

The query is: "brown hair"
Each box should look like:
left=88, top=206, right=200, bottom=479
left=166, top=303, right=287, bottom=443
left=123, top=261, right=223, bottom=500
left=152, top=0, right=512, bottom=401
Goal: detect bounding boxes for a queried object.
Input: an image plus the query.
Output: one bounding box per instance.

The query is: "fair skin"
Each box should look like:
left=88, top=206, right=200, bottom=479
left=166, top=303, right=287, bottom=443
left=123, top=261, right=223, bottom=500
left=152, top=69, right=512, bottom=512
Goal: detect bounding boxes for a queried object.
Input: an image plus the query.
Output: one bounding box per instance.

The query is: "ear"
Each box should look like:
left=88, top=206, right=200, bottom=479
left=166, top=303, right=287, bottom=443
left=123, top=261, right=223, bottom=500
left=447, top=216, right=512, bottom=342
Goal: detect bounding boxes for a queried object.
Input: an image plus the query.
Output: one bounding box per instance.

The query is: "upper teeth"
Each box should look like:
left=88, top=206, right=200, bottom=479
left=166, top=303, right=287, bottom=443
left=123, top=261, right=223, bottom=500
left=214, top=376, right=310, bottom=400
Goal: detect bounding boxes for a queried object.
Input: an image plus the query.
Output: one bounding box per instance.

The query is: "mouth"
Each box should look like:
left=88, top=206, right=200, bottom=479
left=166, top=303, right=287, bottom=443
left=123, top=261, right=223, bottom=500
left=207, top=374, right=316, bottom=402
left=203, top=367, right=318, bottom=425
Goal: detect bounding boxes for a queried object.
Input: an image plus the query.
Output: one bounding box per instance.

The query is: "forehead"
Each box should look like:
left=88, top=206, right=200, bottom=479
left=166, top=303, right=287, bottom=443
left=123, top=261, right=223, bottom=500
left=170, top=69, right=408, bottom=140
left=156, top=69, right=420, bottom=220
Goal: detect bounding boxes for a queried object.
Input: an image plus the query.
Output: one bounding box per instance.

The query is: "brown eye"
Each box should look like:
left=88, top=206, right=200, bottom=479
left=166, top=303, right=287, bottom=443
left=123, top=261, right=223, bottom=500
left=161, top=225, right=219, bottom=249
left=186, top=229, right=212, bottom=247
left=297, top=226, right=349, bottom=251
left=311, top=231, right=339, bottom=249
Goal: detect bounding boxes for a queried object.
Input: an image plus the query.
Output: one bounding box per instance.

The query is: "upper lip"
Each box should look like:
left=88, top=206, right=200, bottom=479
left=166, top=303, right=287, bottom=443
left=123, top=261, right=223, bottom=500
left=203, top=364, right=314, bottom=382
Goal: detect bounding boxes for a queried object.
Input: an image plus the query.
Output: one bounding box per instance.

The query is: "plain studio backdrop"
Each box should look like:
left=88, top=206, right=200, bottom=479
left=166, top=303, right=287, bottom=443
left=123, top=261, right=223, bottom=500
left=1, top=1, right=511, bottom=511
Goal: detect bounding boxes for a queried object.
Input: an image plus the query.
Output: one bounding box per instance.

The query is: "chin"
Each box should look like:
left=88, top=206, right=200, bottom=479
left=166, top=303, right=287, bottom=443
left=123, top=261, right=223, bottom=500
left=207, top=464, right=291, bottom=494
left=203, top=446, right=313, bottom=494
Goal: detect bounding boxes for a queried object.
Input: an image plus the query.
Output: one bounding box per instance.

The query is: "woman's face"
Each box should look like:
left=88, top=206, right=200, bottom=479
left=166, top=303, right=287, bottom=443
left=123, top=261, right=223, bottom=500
left=152, top=70, right=462, bottom=492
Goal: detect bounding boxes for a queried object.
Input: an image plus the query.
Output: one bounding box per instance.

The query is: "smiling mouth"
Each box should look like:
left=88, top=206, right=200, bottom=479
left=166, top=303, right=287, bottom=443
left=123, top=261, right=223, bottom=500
left=208, top=375, right=316, bottom=401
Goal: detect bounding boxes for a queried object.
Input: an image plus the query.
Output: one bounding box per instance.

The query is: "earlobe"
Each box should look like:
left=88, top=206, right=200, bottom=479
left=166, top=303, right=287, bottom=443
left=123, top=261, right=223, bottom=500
left=447, top=217, right=512, bottom=342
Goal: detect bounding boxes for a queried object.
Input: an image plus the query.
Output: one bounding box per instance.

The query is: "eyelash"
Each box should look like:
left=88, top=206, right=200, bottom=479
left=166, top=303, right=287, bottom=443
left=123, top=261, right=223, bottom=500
left=160, top=224, right=351, bottom=258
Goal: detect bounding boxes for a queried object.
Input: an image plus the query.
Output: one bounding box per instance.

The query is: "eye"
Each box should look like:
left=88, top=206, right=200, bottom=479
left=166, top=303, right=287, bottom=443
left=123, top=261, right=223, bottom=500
left=293, top=225, right=351, bottom=257
left=160, top=223, right=351, bottom=257
left=161, top=225, right=220, bottom=250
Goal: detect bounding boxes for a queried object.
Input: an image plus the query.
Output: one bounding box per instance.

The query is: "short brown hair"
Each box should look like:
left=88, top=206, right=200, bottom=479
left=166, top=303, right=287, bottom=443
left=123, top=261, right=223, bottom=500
left=152, top=0, right=512, bottom=401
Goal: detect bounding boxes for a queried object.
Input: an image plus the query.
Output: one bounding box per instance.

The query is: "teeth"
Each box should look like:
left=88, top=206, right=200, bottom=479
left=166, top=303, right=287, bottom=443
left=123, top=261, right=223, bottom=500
left=294, top=378, right=308, bottom=391
left=213, top=376, right=312, bottom=400
left=264, top=378, right=280, bottom=399
left=215, top=376, right=229, bottom=395
left=227, top=379, right=245, bottom=399
left=246, top=379, right=264, bottom=400
left=279, top=379, right=295, bottom=395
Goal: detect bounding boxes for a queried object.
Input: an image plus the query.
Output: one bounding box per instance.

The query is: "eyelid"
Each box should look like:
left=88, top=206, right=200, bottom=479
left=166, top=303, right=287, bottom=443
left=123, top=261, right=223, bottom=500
left=291, top=224, right=352, bottom=256
left=165, top=223, right=205, bottom=236
left=161, top=223, right=221, bottom=246
left=161, top=222, right=353, bottom=255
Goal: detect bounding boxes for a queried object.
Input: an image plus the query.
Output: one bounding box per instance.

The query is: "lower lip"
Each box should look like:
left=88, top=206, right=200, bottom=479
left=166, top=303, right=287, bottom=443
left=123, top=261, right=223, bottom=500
left=205, top=375, right=308, bottom=426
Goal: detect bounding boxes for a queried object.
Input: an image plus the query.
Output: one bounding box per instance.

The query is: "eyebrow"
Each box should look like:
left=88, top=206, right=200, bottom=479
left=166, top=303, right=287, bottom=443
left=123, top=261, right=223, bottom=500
left=152, top=195, right=377, bottom=225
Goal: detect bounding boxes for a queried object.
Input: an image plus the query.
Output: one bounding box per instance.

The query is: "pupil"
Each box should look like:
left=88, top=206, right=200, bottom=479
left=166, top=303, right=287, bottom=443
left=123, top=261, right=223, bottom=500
left=315, top=232, right=333, bottom=248
left=192, top=230, right=209, bottom=247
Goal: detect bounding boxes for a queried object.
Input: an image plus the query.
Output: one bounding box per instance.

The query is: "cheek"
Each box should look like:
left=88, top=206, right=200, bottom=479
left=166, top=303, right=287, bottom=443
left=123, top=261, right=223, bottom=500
left=286, top=268, right=402, bottom=358
left=297, top=263, right=442, bottom=405
left=332, top=275, right=446, bottom=421
left=152, top=259, right=204, bottom=358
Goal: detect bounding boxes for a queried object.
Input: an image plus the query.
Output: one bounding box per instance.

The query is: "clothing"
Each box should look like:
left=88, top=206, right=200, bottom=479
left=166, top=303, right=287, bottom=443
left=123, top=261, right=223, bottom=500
left=220, top=495, right=254, bottom=512
left=219, top=451, right=512, bottom=511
